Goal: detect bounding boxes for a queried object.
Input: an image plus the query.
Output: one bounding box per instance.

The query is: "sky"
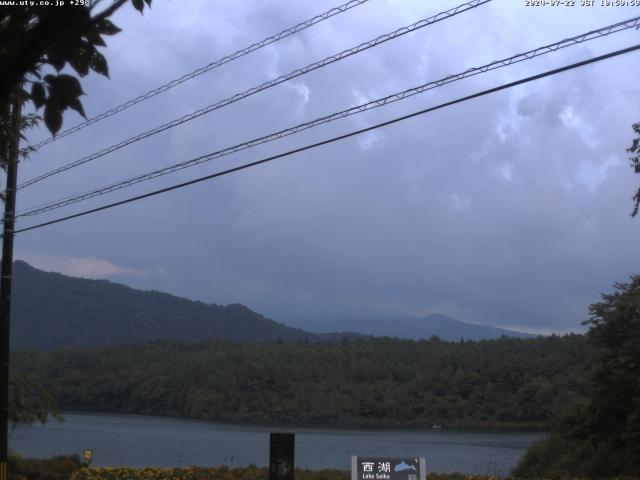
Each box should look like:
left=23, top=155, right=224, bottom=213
left=12, top=0, right=640, bottom=334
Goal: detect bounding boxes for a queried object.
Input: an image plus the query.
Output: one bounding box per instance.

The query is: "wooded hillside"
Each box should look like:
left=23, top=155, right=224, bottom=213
left=14, top=334, right=589, bottom=429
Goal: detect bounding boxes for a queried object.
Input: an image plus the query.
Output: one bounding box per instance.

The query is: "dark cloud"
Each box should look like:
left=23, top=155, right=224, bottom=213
left=14, top=0, right=640, bottom=333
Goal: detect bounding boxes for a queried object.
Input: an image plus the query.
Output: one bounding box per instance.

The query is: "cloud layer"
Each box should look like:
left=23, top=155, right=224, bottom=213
left=14, top=0, right=640, bottom=332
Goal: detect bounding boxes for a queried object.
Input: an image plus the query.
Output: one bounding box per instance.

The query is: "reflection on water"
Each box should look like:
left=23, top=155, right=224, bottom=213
left=10, top=412, right=544, bottom=477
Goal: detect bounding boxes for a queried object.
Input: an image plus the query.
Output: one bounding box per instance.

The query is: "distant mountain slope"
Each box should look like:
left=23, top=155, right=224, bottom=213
left=287, top=313, right=536, bottom=341
left=11, top=261, right=349, bottom=350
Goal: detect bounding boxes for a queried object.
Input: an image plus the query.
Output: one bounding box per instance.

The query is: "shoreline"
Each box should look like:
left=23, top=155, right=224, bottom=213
left=55, top=410, right=549, bottom=434
left=12, top=412, right=542, bottom=475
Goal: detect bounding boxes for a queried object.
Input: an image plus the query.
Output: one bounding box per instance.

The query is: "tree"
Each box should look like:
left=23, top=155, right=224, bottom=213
left=581, top=275, right=640, bottom=474
left=8, top=371, right=61, bottom=427
left=628, top=122, right=640, bottom=216
left=515, top=275, right=640, bottom=478
left=1, top=1, right=153, bottom=474
left=1, top=0, right=151, bottom=137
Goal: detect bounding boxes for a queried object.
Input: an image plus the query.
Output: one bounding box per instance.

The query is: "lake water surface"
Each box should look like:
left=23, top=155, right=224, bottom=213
left=10, top=412, right=544, bottom=477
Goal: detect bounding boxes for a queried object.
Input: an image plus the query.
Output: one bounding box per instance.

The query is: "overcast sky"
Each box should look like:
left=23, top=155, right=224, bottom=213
left=13, top=0, right=640, bottom=334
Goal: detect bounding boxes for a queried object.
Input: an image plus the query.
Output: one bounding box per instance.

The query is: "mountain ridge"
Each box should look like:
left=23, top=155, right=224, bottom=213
left=11, top=260, right=347, bottom=349
left=285, top=313, right=536, bottom=341
left=11, top=260, right=533, bottom=349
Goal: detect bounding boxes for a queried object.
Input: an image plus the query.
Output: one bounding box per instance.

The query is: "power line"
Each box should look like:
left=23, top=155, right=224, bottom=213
left=17, top=0, right=491, bottom=191
left=15, top=15, right=640, bottom=220
left=28, top=0, right=373, bottom=150
left=13, top=43, right=640, bottom=236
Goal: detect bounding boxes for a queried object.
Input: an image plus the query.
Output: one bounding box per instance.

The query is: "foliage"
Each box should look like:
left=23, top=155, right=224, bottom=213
left=8, top=453, right=83, bottom=480
left=0, top=0, right=151, bottom=136
left=7, top=370, right=61, bottom=427
left=8, top=458, right=640, bottom=480
left=514, top=275, right=640, bottom=478
left=11, top=462, right=500, bottom=480
left=14, top=334, right=590, bottom=429
left=71, top=466, right=272, bottom=480
left=68, top=466, right=502, bottom=480
left=1, top=0, right=151, bottom=432
left=0, top=99, right=39, bottom=176
left=629, top=122, right=640, bottom=217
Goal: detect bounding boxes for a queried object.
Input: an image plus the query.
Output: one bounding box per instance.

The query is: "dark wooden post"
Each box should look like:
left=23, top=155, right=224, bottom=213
left=0, top=94, right=21, bottom=480
left=269, top=433, right=294, bottom=480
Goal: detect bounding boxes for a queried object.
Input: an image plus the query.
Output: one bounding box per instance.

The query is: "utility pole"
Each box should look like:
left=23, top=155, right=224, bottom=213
left=0, top=95, right=22, bottom=480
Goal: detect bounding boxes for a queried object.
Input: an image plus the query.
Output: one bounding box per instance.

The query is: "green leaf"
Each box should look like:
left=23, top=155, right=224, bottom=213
left=96, top=19, right=121, bottom=36
left=30, top=82, right=46, bottom=110
left=68, top=98, right=86, bottom=119
left=46, top=74, right=84, bottom=102
left=89, top=51, right=109, bottom=78
left=144, top=0, right=152, bottom=6
left=68, top=45, right=91, bottom=77
left=132, top=0, right=144, bottom=12
left=42, top=74, right=85, bottom=133
left=43, top=102, right=63, bottom=135
left=85, top=28, right=107, bottom=47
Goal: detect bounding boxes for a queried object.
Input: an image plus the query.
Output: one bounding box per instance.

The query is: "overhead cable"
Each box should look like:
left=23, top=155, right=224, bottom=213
left=28, top=0, right=373, bottom=149
left=15, top=15, right=640, bottom=219
left=13, top=43, right=640, bottom=235
left=17, top=0, right=491, bottom=190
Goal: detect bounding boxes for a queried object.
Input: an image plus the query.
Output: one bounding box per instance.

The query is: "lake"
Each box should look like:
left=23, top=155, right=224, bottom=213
left=10, top=412, right=544, bottom=477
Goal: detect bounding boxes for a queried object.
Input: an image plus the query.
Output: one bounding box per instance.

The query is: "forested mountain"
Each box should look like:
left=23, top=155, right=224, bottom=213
left=14, top=334, right=590, bottom=429
left=10, top=261, right=533, bottom=350
left=287, top=313, right=535, bottom=341
left=11, top=261, right=357, bottom=349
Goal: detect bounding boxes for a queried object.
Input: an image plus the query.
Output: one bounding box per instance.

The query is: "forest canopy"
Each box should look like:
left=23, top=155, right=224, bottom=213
left=515, top=275, right=640, bottom=478
left=14, top=334, right=589, bottom=429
